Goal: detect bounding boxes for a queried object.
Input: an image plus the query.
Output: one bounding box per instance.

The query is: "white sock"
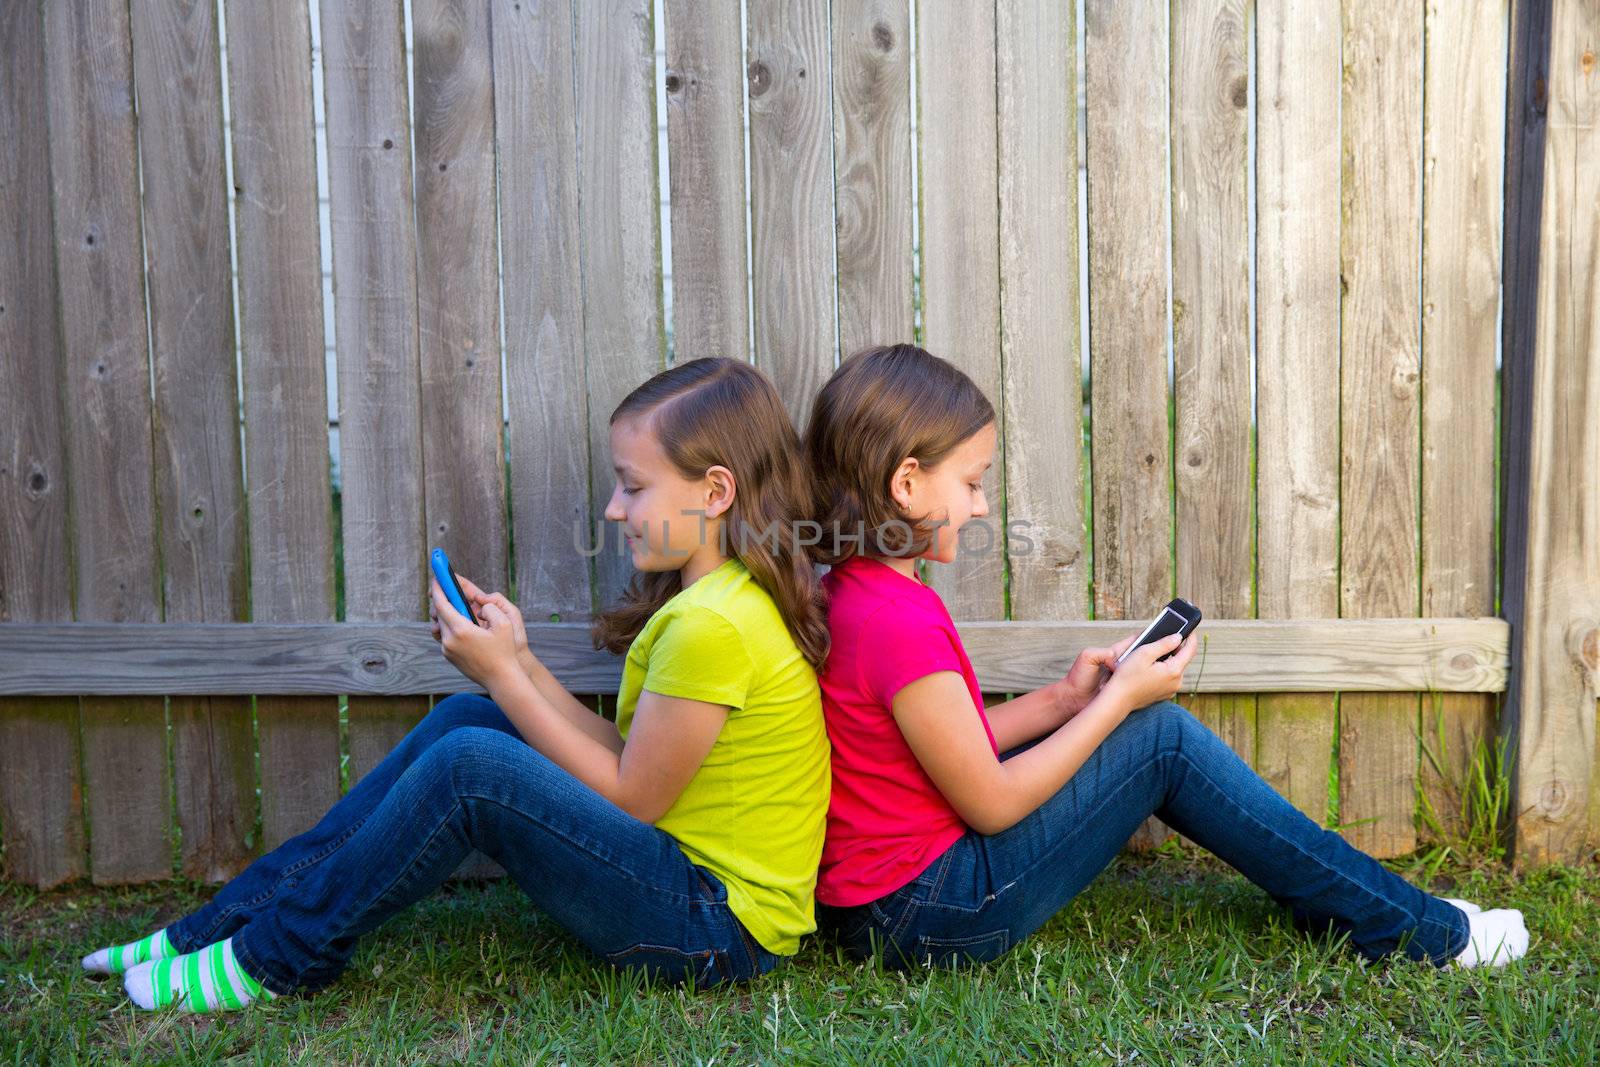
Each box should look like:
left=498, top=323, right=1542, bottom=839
left=1453, top=906, right=1529, bottom=968
left=123, top=936, right=277, bottom=1012
left=1442, top=897, right=1481, bottom=915
left=81, top=927, right=178, bottom=975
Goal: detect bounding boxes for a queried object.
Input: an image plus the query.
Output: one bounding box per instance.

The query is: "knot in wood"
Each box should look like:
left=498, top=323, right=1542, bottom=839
left=1538, top=778, right=1571, bottom=816
left=748, top=60, right=771, bottom=97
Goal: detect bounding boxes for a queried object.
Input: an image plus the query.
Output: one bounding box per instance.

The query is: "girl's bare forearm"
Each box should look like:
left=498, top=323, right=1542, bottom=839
left=518, top=649, right=624, bottom=753
left=488, top=668, right=628, bottom=797
left=983, top=687, right=1130, bottom=833
left=983, top=683, right=1069, bottom=752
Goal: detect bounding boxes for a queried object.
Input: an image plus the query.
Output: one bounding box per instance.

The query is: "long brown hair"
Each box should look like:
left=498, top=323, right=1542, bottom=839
left=589, top=357, right=830, bottom=671
left=803, top=343, right=996, bottom=565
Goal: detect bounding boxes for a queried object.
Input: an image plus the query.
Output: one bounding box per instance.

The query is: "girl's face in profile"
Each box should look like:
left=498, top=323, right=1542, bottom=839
left=604, top=416, right=733, bottom=572
left=891, top=421, right=996, bottom=564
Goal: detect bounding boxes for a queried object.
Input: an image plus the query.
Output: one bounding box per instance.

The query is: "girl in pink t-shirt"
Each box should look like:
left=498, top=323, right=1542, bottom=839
left=801, top=343, right=1526, bottom=972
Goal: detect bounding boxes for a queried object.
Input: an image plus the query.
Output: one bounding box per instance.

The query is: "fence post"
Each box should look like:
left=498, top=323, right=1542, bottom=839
left=1498, top=0, right=1600, bottom=866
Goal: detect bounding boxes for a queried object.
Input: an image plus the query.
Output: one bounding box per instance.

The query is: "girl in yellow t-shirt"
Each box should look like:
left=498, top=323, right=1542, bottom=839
left=87, top=358, right=831, bottom=1012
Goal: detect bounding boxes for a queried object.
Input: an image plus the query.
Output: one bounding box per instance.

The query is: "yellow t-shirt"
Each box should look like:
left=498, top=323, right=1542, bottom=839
left=615, top=557, right=830, bottom=956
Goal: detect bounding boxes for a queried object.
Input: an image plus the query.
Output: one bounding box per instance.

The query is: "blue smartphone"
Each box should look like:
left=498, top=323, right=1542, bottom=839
left=430, top=547, right=480, bottom=626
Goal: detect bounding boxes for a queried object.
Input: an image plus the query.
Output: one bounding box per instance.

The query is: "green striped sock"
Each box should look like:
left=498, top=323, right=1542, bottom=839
left=124, top=937, right=278, bottom=1013
left=81, top=927, right=179, bottom=975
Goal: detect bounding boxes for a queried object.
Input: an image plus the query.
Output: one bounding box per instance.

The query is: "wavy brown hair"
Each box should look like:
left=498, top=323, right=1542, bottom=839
left=589, top=357, right=830, bottom=671
left=803, top=343, right=996, bottom=566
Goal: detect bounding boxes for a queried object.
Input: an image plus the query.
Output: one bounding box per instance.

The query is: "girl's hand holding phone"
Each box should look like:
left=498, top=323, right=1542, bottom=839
left=1101, top=631, right=1198, bottom=713
left=1049, top=632, right=1141, bottom=723
left=429, top=576, right=520, bottom=689
left=452, top=574, right=532, bottom=665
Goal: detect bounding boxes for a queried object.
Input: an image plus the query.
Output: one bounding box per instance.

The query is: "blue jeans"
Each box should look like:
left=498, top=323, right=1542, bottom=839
left=816, top=701, right=1470, bottom=970
left=165, top=693, right=783, bottom=994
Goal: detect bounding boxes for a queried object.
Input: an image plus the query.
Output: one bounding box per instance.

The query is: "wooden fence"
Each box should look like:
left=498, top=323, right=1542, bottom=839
left=1, top=0, right=1595, bottom=889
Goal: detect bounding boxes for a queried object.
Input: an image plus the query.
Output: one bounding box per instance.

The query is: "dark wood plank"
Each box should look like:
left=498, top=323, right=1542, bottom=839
left=1499, top=0, right=1599, bottom=863
left=0, top=617, right=1511, bottom=696
left=319, top=0, right=433, bottom=824
left=129, top=0, right=256, bottom=884
left=222, top=0, right=341, bottom=852
left=44, top=0, right=171, bottom=884
left=0, top=0, right=87, bottom=888
left=831, top=0, right=912, bottom=358
left=663, top=0, right=749, bottom=362
left=490, top=0, right=592, bottom=623
left=747, top=0, right=836, bottom=433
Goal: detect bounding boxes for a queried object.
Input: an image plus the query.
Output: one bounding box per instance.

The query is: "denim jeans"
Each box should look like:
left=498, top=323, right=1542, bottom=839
left=166, top=693, right=783, bottom=994
left=816, top=700, right=1470, bottom=970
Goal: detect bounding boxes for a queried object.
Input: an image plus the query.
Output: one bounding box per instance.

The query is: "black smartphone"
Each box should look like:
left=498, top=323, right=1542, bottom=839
left=1113, top=598, right=1202, bottom=668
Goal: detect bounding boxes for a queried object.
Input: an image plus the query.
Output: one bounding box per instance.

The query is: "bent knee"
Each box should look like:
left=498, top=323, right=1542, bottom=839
left=423, top=726, right=568, bottom=798
left=1124, top=699, right=1202, bottom=750
left=423, top=692, right=516, bottom=736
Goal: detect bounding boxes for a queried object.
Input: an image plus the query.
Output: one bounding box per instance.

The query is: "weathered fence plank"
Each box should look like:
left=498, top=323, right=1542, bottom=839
left=916, top=1, right=1004, bottom=622
left=320, top=0, right=432, bottom=811
left=1172, top=0, right=1255, bottom=773
left=1086, top=0, right=1173, bottom=849
left=663, top=0, right=749, bottom=363
left=996, top=0, right=1087, bottom=625
left=492, top=0, right=592, bottom=623
left=1499, top=0, right=1600, bottom=865
left=831, top=0, right=912, bottom=360
left=415, top=0, right=507, bottom=596
left=748, top=0, right=837, bottom=433
left=1418, top=0, right=1508, bottom=843
left=576, top=0, right=665, bottom=611
left=1085, top=0, right=1171, bottom=629
left=0, top=0, right=86, bottom=889
left=414, top=0, right=510, bottom=882
left=1255, top=0, right=1341, bottom=825
left=223, top=0, right=341, bottom=852
left=130, top=0, right=256, bottom=882
left=1339, top=0, right=1425, bottom=857
left=45, top=0, right=172, bottom=885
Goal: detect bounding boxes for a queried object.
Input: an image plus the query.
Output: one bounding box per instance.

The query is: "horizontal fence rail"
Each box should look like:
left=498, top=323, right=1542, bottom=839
left=0, top=618, right=1511, bottom=697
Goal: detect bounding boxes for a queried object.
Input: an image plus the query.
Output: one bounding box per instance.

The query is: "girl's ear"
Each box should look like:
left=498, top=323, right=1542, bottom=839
left=888, top=456, right=920, bottom=513
left=704, top=464, right=736, bottom=518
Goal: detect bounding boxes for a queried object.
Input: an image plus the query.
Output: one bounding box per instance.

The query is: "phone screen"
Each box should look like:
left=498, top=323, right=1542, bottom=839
left=1114, top=606, right=1189, bottom=667
left=445, top=566, right=479, bottom=626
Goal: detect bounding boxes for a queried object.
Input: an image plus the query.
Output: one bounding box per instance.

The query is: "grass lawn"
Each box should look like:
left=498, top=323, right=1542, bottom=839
left=3, top=847, right=1596, bottom=1064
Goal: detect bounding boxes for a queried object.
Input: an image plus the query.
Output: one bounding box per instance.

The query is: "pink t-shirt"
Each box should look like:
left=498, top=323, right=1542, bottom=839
left=815, top=555, right=998, bottom=906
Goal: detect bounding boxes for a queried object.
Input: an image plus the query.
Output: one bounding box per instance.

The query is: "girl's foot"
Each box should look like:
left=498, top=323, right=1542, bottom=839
left=123, top=937, right=278, bottom=1012
left=1453, top=906, right=1529, bottom=968
left=1442, top=897, right=1481, bottom=915
left=81, top=927, right=179, bottom=975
